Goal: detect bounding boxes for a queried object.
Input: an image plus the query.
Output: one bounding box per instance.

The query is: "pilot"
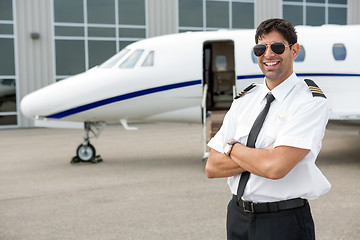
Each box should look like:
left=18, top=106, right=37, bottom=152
left=205, top=18, right=330, bottom=240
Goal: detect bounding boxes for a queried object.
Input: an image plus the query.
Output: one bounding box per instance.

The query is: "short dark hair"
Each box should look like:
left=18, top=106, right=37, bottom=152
left=255, top=18, right=297, bottom=45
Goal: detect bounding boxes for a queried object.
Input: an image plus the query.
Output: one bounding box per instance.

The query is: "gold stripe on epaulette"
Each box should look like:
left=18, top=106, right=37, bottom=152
left=236, top=90, right=248, bottom=98
left=304, top=79, right=326, bottom=98
left=308, top=86, right=325, bottom=95
left=234, top=83, right=257, bottom=99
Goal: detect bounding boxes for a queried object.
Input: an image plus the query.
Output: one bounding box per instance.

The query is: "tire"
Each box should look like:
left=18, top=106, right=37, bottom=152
left=76, top=143, right=96, bottom=162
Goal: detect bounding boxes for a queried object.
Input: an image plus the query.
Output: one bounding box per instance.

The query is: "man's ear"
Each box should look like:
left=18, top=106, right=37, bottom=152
left=292, top=43, right=300, bottom=60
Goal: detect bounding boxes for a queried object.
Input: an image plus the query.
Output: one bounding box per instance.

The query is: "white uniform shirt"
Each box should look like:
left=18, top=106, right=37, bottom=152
left=208, top=73, right=331, bottom=202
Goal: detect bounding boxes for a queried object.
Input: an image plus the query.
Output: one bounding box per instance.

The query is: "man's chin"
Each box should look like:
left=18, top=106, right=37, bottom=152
left=264, top=72, right=278, bottom=81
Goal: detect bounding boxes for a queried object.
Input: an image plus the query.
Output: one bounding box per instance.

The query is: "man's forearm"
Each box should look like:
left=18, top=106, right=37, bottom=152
left=230, top=143, right=310, bottom=180
left=230, top=144, right=275, bottom=179
left=205, top=149, right=246, bottom=178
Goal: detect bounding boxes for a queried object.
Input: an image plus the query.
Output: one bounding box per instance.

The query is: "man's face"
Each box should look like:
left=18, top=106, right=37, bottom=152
left=256, top=31, right=299, bottom=88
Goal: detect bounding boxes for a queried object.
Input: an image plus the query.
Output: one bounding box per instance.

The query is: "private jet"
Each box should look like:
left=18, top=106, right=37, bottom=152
left=20, top=24, right=360, bottom=162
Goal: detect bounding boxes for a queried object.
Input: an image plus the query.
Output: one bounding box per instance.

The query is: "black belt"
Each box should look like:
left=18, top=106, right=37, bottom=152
left=233, top=195, right=307, bottom=213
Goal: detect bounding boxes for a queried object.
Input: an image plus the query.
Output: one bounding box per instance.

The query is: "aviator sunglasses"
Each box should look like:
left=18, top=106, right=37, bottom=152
left=253, top=42, right=293, bottom=57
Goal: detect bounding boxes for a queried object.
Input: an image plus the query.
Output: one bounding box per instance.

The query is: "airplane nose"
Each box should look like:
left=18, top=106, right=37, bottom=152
left=20, top=95, right=34, bottom=119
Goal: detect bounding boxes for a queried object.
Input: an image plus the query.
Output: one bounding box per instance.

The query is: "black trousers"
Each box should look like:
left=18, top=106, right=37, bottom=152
left=227, top=197, right=315, bottom=240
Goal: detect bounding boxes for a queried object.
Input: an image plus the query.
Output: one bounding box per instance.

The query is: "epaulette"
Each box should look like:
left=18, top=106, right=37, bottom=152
left=304, top=79, right=326, bottom=98
left=234, top=83, right=257, bottom=99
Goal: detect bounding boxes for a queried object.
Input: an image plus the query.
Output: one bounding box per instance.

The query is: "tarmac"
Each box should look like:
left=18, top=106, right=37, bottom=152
left=0, top=122, right=359, bottom=240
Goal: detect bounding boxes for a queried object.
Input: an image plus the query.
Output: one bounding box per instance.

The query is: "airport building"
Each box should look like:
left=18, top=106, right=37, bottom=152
left=0, top=0, right=359, bottom=128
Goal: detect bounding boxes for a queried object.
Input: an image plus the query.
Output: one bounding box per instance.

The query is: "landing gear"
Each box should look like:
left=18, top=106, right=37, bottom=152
left=71, top=122, right=104, bottom=164
left=76, top=143, right=96, bottom=162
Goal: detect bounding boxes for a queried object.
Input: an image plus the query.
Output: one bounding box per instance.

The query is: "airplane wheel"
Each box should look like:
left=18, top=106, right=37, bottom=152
left=76, top=144, right=96, bottom=162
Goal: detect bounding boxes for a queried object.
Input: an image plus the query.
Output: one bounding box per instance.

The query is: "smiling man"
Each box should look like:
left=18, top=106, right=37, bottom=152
left=206, top=18, right=331, bottom=240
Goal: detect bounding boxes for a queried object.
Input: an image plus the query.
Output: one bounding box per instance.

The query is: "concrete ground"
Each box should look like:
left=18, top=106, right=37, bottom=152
left=0, top=122, right=359, bottom=240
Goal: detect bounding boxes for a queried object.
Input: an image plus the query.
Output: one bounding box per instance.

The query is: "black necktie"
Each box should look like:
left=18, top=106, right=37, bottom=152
left=237, top=93, right=275, bottom=201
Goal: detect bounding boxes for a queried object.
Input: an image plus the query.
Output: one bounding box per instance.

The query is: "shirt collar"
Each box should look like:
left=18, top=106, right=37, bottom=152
left=261, top=72, right=298, bottom=103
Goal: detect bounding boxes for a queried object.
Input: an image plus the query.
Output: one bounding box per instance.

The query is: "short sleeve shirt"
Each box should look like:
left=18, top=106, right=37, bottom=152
left=208, top=73, right=331, bottom=202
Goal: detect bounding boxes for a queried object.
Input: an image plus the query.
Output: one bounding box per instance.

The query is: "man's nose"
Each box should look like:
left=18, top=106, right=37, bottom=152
left=263, top=45, right=276, bottom=57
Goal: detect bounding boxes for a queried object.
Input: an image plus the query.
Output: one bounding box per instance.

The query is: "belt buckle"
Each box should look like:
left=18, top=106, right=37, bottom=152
left=242, top=201, right=255, bottom=213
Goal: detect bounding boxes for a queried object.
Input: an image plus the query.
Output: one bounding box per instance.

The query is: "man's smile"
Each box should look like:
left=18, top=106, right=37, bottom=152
left=263, top=60, right=280, bottom=69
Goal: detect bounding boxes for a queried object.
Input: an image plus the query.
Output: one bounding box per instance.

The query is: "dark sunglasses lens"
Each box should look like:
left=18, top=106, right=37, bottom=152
left=253, top=44, right=266, bottom=57
left=271, top=42, right=286, bottom=54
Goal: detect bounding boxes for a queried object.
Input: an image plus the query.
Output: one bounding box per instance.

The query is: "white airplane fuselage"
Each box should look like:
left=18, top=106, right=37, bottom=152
left=20, top=25, right=360, bottom=161
left=21, top=32, right=207, bottom=124
left=21, top=25, right=360, bottom=125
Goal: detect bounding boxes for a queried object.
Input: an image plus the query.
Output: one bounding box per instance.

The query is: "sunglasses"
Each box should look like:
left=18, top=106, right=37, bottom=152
left=253, top=42, right=293, bottom=57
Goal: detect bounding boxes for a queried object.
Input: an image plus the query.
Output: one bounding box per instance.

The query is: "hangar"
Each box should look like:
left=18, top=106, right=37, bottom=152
left=0, top=0, right=358, bottom=128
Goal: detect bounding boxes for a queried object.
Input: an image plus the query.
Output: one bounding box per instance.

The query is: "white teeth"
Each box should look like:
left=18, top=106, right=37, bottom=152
left=265, top=61, right=278, bottom=66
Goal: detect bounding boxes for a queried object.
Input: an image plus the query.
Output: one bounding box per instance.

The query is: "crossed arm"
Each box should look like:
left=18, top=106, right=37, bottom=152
left=205, top=143, right=310, bottom=180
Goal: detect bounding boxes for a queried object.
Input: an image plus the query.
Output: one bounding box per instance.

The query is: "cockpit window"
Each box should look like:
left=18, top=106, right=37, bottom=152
left=332, top=43, right=346, bottom=61
left=100, top=48, right=130, bottom=68
left=141, top=51, right=154, bottom=67
left=119, top=49, right=144, bottom=68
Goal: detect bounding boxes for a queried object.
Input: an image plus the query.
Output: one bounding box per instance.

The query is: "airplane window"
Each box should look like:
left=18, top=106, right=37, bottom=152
left=215, top=55, right=227, bottom=71
left=251, top=50, right=257, bottom=64
left=295, top=45, right=305, bottom=62
left=119, top=49, right=144, bottom=68
left=141, top=51, right=154, bottom=67
left=100, top=48, right=130, bottom=68
left=332, top=43, right=346, bottom=61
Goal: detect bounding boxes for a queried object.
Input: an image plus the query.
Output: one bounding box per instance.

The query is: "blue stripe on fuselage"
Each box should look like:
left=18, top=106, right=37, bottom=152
left=47, top=73, right=359, bottom=119
left=46, top=79, right=202, bottom=119
left=297, top=73, right=360, bottom=77
left=237, top=73, right=360, bottom=80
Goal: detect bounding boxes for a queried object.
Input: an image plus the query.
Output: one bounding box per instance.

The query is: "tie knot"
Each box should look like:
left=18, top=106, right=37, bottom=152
left=266, top=93, right=275, bottom=104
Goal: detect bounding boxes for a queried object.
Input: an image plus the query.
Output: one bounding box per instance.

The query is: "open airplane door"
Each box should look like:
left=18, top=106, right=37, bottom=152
left=202, top=41, right=236, bottom=158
